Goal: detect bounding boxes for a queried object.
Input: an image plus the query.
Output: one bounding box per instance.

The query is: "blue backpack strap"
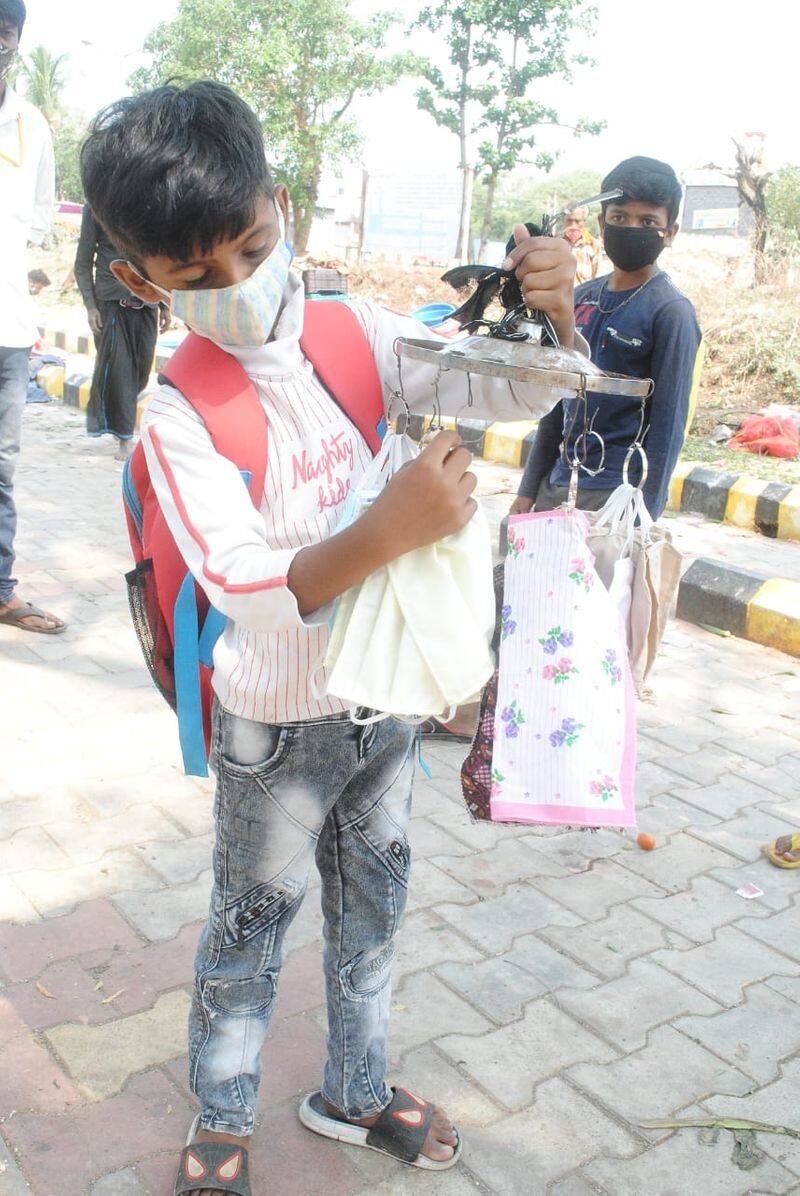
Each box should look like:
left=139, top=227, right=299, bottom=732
left=173, top=574, right=208, bottom=778
left=173, top=471, right=251, bottom=776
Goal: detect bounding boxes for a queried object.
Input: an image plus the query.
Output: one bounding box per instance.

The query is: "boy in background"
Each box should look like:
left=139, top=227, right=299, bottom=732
left=513, top=156, right=702, bottom=521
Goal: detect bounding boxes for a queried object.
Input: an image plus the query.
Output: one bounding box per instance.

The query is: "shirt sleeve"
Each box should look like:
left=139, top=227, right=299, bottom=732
left=517, top=402, right=563, bottom=499
left=349, top=300, right=588, bottom=424
left=141, top=390, right=317, bottom=634
left=28, top=118, right=55, bottom=246
left=642, top=298, right=703, bottom=519
left=74, top=208, right=98, bottom=309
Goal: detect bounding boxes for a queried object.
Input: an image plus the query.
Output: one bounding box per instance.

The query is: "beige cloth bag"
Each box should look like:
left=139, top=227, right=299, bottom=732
left=321, top=432, right=496, bottom=722
left=584, top=485, right=682, bottom=686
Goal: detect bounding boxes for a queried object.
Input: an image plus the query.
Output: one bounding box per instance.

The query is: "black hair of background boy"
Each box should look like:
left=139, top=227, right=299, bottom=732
left=601, top=156, right=683, bottom=225
left=80, top=81, right=276, bottom=264
left=0, top=0, right=26, bottom=35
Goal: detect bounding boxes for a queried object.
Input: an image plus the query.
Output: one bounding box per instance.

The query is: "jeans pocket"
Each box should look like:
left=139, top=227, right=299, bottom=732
left=219, top=712, right=293, bottom=775
left=203, top=974, right=274, bottom=1017
left=224, top=879, right=302, bottom=951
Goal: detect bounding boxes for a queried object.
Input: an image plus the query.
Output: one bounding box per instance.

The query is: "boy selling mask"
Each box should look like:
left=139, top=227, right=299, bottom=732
left=81, top=81, right=581, bottom=1196
left=512, top=155, right=702, bottom=523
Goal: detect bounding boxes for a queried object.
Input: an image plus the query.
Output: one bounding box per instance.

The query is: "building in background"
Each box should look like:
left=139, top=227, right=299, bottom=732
left=306, top=169, right=462, bottom=263
left=680, top=169, right=754, bottom=238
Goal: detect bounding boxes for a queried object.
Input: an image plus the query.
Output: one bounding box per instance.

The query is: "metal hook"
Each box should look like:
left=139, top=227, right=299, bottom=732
left=430, top=366, right=443, bottom=432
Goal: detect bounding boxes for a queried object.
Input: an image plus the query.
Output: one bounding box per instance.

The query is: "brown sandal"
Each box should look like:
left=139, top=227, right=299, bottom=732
left=0, top=600, right=66, bottom=635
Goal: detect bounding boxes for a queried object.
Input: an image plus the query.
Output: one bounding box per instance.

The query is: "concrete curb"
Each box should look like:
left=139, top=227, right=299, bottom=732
left=668, top=459, right=800, bottom=542
left=677, top=557, right=800, bottom=658
left=33, top=326, right=800, bottom=543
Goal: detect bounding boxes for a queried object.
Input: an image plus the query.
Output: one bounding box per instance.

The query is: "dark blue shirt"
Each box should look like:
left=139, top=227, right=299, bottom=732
left=520, top=270, right=702, bottom=518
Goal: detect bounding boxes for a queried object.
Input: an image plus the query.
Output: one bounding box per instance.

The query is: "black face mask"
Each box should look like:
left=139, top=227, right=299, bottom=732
left=603, top=225, right=666, bottom=273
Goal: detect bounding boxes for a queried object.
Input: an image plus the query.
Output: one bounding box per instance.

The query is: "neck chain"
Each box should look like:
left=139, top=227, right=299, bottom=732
left=0, top=115, right=24, bottom=168
left=594, top=271, right=657, bottom=316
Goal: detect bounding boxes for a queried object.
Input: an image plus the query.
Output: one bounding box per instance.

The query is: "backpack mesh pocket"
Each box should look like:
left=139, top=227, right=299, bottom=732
left=125, top=560, right=177, bottom=710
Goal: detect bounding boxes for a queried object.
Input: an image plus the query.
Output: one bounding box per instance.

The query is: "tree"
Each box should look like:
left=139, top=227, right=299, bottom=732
left=53, top=118, right=86, bottom=202
left=132, top=0, right=409, bottom=253
left=415, top=0, right=601, bottom=262
left=471, top=167, right=603, bottom=243
left=19, top=45, right=68, bottom=127
left=712, top=134, right=772, bottom=286
left=474, top=2, right=602, bottom=260
left=767, top=166, right=800, bottom=236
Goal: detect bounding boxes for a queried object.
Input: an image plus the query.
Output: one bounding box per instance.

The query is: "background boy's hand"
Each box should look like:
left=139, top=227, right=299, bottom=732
left=369, top=430, right=478, bottom=554
left=509, top=495, right=534, bottom=516
left=86, top=307, right=103, bottom=335
left=502, top=224, right=577, bottom=347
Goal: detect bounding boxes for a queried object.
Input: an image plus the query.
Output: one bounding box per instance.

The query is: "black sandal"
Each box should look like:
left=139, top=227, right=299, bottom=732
left=175, top=1117, right=251, bottom=1195
left=299, top=1087, right=461, bottom=1171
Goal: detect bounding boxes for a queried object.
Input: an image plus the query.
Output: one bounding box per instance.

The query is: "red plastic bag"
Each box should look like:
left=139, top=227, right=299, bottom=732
left=729, top=416, right=800, bottom=459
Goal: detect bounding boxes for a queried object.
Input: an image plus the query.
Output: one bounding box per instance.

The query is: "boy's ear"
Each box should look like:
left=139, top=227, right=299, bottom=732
left=274, top=184, right=291, bottom=229
left=664, top=222, right=679, bottom=247
left=110, top=260, right=166, bottom=305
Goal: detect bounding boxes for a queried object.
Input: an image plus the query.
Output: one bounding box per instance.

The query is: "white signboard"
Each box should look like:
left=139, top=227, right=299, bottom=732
left=364, top=172, right=461, bottom=259
left=692, top=207, right=739, bottom=231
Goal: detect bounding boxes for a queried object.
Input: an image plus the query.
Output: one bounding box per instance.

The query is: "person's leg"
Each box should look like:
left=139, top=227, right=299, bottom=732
left=0, top=348, right=64, bottom=634
left=86, top=301, right=116, bottom=441
left=315, top=718, right=458, bottom=1162
left=185, top=708, right=361, bottom=1195
left=0, top=347, right=28, bottom=607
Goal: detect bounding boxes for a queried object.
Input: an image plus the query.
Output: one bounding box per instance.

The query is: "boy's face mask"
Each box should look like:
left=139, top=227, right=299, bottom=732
left=602, top=225, right=666, bottom=273
left=129, top=205, right=294, bottom=347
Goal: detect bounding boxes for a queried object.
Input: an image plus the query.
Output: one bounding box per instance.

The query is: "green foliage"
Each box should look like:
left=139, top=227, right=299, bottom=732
left=415, top=0, right=602, bottom=252
left=471, top=168, right=603, bottom=240
left=131, top=0, right=410, bottom=250
left=19, top=45, right=68, bottom=127
left=767, top=166, right=800, bottom=236
left=53, top=118, right=86, bottom=202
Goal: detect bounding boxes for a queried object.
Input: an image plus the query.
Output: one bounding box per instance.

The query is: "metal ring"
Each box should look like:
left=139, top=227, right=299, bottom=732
left=622, top=442, right=649, bottom=489
left=572, top=428, right=606, bottom=477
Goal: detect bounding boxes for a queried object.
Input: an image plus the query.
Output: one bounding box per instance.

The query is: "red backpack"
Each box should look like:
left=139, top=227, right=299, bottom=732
left=122, top=301, right=386, bottom=776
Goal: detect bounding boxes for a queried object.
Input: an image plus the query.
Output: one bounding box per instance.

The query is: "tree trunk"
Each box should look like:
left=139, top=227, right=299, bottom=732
left=293, top=165, right=322, bottom=255
left=478, top=172, right=499, bottom=262
left=456, top=165, right=474, bottom=264
left=753, top=212, right=769, bottom=286
left=454, top=20, right=473, bottom=263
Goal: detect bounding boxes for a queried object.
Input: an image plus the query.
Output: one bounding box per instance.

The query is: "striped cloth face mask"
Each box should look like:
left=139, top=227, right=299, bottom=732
left=128, top=205, right=294, bottom=347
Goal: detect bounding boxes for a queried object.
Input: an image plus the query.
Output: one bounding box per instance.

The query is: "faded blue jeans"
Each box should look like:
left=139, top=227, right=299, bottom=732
left=0, top=347, right=29, bottom=605
left=190, top=703, right=416, bottom=1136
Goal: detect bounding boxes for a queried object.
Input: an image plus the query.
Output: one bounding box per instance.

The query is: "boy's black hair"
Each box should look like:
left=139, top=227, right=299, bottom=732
left=601, top=156, right=683, bottom=225
left=81, top=81, right=275, bottom=263
left=0, top=0, right=26, bottom=34
left=28, top=268, right=50, bottom=285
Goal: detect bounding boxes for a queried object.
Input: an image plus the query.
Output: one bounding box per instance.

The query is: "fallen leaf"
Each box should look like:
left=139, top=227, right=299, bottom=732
left=640, top=1117, right=800, bottom=1141
left=93, top=981, right=104, bottom=992
left=100, top=989, right=125, bottom=1006
left=35, top=983, right=56, bottom=1000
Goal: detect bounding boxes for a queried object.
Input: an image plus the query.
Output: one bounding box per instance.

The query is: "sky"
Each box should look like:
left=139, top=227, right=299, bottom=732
left=22, top=0, right=793, bottom=184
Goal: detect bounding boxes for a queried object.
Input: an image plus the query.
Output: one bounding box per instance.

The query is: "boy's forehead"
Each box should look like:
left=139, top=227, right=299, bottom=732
left=607, top=199, right=669, bottom=217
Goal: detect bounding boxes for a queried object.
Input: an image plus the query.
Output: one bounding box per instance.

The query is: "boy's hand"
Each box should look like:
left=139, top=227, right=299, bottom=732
left=509, top=495, right=534, bottom=516
left=368, top=431, right=478, bottom=555
left=502, top=224, right=577, bottom=347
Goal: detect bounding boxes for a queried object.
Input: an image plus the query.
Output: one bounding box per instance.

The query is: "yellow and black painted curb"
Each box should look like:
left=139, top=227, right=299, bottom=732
left=677, top=558, right=800, bottom=658
left=668, top=459, right=800, bottom=542
left=31, top=329, right=800, bottom=543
